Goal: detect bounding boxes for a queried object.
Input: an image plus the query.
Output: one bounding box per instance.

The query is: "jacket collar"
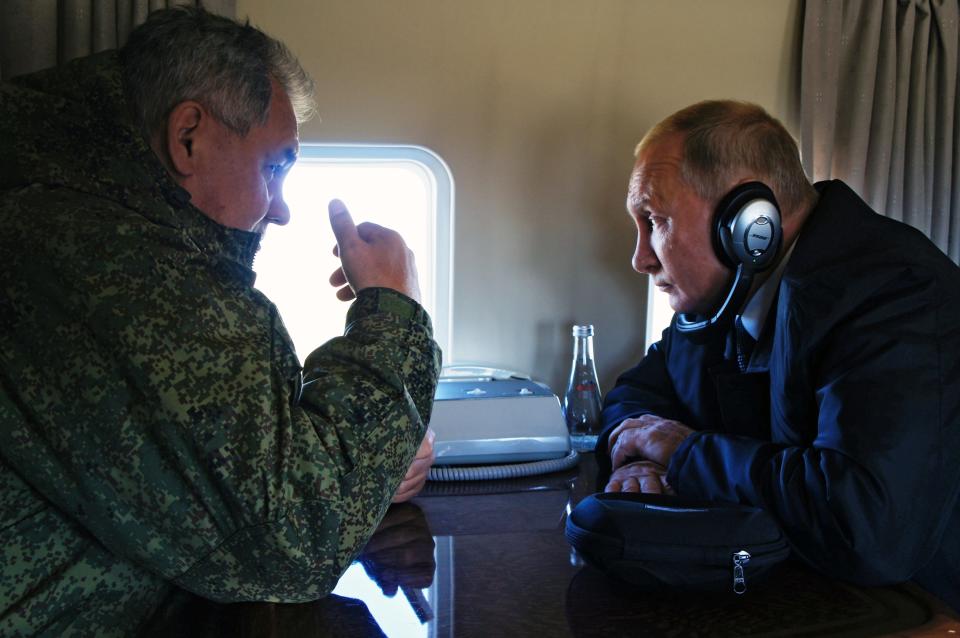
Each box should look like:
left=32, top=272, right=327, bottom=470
left=781, top=180, right=874, bottom=286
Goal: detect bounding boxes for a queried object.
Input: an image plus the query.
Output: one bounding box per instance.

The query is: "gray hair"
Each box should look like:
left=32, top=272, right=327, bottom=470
left=120, top=5, right=315, bottom=142
left=636, top=100, right=816, bottom=215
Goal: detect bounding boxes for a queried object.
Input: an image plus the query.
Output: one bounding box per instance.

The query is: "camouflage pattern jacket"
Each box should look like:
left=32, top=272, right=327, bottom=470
left=0, top=52, right=441, bottom=636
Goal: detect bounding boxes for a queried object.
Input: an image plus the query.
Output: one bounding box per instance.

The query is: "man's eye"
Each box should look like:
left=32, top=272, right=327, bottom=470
left=266, top=162, right=292, bottom=180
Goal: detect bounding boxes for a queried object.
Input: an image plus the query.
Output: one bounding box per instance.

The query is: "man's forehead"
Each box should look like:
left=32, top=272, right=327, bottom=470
left=627, top=167, right=646, bottom=211
left=267, top=79, right=300, bottom=154
left=627, top=156, right=677, bottom=211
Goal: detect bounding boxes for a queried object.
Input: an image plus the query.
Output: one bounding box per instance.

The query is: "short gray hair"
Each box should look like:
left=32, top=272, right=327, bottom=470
left=636, top=100, right=816, bottom=215
left=120, top=6, right=315, bottom=141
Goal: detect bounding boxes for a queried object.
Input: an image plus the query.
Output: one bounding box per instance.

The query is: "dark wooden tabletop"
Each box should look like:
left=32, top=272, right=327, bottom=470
left=143, top=454, right=960, bottom=637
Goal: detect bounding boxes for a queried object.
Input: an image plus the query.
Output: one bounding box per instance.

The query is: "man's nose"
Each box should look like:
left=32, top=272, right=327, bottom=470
left=632, top=233, right=659, bottom=274
left=266, top=193, right=291, bottom=226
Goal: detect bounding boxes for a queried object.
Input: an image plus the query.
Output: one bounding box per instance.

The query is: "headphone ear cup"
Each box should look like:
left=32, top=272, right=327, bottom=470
left=715, top=222, right=737, bottom=269
left=712, top=181, right=782, bottom=272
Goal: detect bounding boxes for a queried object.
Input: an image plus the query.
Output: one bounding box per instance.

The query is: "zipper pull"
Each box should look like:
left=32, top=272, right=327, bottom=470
left=732, top=550, right=751, bottom=595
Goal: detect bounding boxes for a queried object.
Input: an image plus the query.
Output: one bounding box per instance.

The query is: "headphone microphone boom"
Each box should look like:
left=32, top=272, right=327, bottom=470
left=675, top=181, right=782, bottom=337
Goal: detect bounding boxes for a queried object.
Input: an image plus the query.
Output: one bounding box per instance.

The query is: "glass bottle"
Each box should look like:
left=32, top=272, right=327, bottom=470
left=563, top=324, right=603, bottom=452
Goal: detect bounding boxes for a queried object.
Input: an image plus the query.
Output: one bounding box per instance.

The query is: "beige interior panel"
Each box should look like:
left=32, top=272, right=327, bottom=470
left=237, top=0, right=803, bottom=394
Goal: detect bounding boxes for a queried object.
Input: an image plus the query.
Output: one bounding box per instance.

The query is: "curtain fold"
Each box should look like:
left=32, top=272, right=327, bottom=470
left=801, top=0, right=959, bottom=263
left=1, top=0, right=236, bottom=80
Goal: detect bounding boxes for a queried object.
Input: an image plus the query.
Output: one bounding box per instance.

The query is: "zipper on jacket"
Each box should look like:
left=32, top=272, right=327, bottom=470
left=732, top=550, right=751, bottom=594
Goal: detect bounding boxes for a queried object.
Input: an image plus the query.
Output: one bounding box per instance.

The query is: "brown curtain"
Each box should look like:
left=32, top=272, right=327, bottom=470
left=801, top=0, right=960, bottom=263
left=0, top=0, right=236, bottom=80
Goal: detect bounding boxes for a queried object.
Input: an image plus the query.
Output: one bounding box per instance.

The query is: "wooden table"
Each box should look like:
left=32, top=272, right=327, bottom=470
left=143, top=454, right=960, bottom=637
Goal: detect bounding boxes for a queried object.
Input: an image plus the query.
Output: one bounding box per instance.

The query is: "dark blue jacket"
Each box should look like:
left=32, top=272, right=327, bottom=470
left=598, top=181, right=960, bottom=609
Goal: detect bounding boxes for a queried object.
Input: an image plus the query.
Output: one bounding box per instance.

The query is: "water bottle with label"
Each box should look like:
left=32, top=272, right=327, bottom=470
left=563, top=324, right=603, bottom=452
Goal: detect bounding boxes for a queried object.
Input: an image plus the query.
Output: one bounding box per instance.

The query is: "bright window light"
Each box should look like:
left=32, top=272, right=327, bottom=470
left=331, top=561, right=431, bottom=638
left=645, top=284, right=674, bottom=348
left=254, top=145, right=453, bottom=362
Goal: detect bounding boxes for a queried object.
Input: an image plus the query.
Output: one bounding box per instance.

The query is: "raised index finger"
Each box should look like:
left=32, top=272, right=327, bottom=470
left=328, top=198, right=358, bottom=247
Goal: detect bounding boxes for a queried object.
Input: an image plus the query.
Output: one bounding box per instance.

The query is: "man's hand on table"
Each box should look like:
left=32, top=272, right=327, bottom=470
left=605, top=460, right=675, bottom=495
left=604, top=414, right=694, bottom=494
left=393, top=427, right=435, bottom=503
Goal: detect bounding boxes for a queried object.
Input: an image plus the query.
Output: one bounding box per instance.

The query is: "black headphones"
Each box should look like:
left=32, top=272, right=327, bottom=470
left=675, top=181, right=782, bottom=337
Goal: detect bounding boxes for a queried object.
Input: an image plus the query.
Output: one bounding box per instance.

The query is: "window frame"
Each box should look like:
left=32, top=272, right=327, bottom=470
left=293, top=143, right=455, bottom=357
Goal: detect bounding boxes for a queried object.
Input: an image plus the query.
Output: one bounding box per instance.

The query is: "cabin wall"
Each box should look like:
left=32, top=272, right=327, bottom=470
left=237, top=0, right=803, bottom=394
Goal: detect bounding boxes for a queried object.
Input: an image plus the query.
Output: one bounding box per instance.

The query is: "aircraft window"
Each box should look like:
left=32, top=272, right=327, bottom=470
left=646, top=285, right=673, bottom=348
left=254, top=144, right=454, bottom=361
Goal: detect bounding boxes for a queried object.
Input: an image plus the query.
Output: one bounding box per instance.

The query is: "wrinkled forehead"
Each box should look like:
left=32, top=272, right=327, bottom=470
left=626, top=165, right=646, bottom=212
left=627, top=133, right=685, bottom=210
left=626, top=155, right=679, bottom=213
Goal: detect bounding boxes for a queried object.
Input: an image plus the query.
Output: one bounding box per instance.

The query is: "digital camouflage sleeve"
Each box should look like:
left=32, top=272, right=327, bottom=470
left=0, top=51, right=442, bottom=636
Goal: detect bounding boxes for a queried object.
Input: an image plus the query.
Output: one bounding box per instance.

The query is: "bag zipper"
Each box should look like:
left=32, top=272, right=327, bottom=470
left=732, top=550, right=750, bottom=594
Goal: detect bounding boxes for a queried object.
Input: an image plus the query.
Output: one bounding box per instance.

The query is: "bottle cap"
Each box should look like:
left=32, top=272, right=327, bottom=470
left=572, top=324, right=594, bottom=337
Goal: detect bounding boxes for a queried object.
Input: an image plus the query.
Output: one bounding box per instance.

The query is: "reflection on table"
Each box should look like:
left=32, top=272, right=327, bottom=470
left=140, top=454, right=959, bottom=637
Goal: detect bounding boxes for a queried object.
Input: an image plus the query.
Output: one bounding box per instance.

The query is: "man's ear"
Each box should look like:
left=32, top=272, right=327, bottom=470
left=165, top=101, right=205, bottom=177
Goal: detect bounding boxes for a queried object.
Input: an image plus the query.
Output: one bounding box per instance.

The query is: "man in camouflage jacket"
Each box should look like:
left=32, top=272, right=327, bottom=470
left=0, top=8, right=441, bottom=635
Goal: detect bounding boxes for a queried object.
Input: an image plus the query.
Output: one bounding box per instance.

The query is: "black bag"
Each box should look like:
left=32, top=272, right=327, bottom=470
left=565, top=492, right=791, bottom=594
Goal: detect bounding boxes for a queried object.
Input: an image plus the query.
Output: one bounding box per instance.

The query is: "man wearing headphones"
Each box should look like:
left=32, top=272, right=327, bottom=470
left=597, top=100, right=960, bottom=609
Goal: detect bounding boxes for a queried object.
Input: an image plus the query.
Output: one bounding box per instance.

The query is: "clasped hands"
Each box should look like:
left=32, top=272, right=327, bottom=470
left=604, top=414, right=694, bottom=495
